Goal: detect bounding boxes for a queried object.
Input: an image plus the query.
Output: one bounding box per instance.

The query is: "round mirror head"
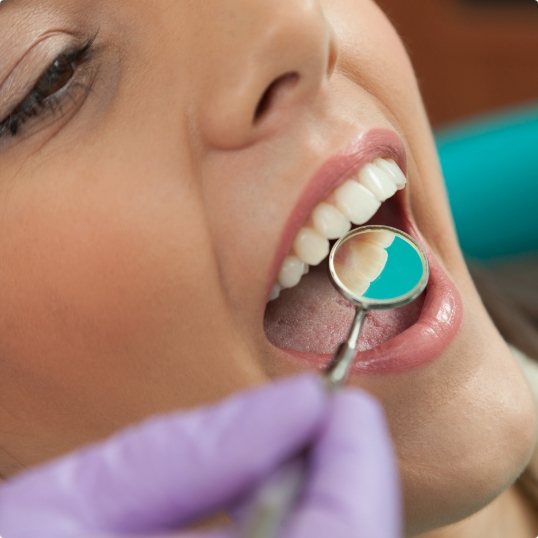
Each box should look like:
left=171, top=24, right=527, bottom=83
left=328, top=225, right=429, bottom=309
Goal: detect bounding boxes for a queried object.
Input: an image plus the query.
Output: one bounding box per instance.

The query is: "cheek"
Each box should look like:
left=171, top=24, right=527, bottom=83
left=0, top=164, right=214, bottom=370
left=0, top=160, right=266, bottom=469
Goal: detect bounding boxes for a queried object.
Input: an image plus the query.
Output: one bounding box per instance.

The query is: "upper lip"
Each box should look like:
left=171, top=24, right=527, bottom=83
left=266, top=127, right=407, bottom=298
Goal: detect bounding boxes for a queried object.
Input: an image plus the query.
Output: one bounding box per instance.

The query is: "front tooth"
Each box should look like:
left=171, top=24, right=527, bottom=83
left=357, top=163, right=397, bottom=202
left=374, top=158, right=406, bottom=189
left=363, top=229, right=396, bottom=248
left=293, top=227, right=329, bottom=266
left=333, top=179, right=381, bottom=225
left=344, top=242, right=388, bottom=280
left=278, top=255, right=306, bottom=289
left=311, top=203, right=351, bottom=239
left=334, top=240, right=389, bottom=296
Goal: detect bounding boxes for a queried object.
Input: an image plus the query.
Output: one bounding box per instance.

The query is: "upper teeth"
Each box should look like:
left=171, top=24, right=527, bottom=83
left=333, top=229, right=396, bottom=296
left=269, top=157, right=406, bottom=301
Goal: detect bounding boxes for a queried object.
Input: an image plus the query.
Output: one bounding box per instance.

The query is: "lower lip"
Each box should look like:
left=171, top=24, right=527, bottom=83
left=271, top=235, right=463, bottom=375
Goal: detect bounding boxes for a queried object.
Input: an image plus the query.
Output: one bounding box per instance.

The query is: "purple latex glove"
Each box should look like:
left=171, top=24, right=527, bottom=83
left=0, top=374, right=401, bottom=538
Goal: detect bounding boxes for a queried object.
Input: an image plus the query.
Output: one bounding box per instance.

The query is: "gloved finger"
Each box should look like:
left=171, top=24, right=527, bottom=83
left=63, top=531, right=232, bottom=538
left=20, top=516, right=235, bottom=537
left=84, top=530, right=233, bottom=538
left=175, top=531, right=233, bottom=538
left=283, top=389, right=402, bottom=538
left=0, top=374, right=327, bottom=537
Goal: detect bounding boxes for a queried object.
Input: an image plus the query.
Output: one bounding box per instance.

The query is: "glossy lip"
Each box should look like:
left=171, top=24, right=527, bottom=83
left=265, top=127, right=407, bottom=299
left=267, top=214, right=464, bottom=375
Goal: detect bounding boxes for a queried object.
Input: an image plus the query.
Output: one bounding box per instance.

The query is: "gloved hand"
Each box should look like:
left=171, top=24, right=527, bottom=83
left=0, top=374, right=401, bottom=538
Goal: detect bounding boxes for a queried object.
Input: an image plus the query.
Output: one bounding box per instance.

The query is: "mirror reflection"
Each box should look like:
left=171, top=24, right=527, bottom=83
left=330, top=226, right=428, bottom=306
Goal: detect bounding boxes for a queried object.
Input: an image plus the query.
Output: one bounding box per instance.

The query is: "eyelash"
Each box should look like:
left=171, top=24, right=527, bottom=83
left=0, top=36, right=97, bottom=140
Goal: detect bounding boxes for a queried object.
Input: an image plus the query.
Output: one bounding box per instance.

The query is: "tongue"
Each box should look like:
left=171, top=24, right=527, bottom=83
left=264, top=261, right=424, bottom=354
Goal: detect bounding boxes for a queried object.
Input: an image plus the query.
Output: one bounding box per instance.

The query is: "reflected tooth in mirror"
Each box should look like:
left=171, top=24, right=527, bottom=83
left=374, top=158, right=406, bottom=190
left=278, top=255, right=306, bottom=289
left=311, top=203, right=351, bottom=240
left=269, top=283, right=281, bottom=301
left=329, top=227, right=429, bottom=306
left=362, top=229, right=395, bottom=248
left=350, top=242, right=388, bottom=277
left=293, top=227, right=330, bottom=266
left=333, top=180, right=381, bottom=225
left=333, top=238, right=389, bottom=297
left=357, top=163, right=397, bottom=202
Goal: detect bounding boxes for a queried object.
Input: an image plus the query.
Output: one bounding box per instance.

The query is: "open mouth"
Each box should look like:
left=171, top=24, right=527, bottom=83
left=263, top=129, right=463, bottom=374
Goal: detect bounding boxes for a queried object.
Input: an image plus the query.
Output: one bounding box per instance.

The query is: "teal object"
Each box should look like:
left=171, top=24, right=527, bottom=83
left=435, top=104, right=538, bottom=260
left=329, top=227, right=429, bottom=310
left=364, top=237, right=424, bottom=301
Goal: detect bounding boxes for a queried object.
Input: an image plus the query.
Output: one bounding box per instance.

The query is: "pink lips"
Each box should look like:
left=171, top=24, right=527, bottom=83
left=264, top=127, right=463, bottom=375
left=266, top=128, right=407, bottom=300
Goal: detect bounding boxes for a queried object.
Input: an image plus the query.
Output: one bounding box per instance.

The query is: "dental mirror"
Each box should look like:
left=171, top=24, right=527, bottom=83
left=325, top=225, right=429, bottom=385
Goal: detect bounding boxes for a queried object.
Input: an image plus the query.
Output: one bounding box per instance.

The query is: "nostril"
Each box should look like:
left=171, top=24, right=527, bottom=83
left=253, top=72, right=300, bottom=123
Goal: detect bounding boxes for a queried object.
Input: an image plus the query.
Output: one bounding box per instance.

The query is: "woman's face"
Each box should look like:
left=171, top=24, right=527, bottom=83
left=1, top=0, right=536, bottom=534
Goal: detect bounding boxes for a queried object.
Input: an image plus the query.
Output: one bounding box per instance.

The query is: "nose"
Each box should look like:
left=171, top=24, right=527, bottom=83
left=197, top=0, right=337, bottom=149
